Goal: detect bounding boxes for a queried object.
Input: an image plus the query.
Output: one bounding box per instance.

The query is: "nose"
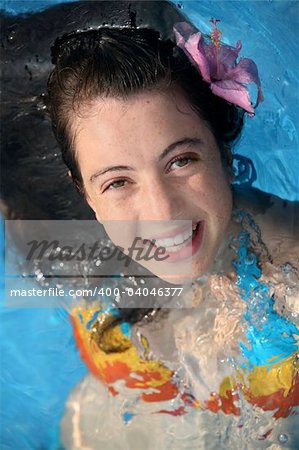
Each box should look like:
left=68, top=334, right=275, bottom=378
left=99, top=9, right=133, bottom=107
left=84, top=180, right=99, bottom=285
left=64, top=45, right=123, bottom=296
left=139, top=177, right=185, bottom=222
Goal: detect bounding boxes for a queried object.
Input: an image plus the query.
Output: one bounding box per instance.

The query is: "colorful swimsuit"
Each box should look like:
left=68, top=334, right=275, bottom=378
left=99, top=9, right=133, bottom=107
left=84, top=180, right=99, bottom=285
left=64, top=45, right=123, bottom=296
left=70, top=303, right=299, bottom=421
left=70, top=217, right=299, bottom=423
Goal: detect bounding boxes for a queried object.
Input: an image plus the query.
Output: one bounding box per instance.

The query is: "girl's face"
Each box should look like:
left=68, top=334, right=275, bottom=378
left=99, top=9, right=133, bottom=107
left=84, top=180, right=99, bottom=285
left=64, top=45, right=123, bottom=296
left=73, top=89, right=233, bottom=280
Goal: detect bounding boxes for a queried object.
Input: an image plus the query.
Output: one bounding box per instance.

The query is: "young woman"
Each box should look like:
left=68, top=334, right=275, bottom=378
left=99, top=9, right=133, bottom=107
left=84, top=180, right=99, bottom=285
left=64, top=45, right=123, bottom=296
left=2, top=0, right=298, bottom=448
left=44, top=7, right=299, bottom=447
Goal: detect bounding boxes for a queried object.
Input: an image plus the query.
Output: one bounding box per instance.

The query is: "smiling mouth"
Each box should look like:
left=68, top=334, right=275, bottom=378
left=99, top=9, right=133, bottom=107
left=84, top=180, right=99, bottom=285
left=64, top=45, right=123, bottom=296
left=152, top=222, right=198, bottom=251
left=143, top=221, right=204, bottom=262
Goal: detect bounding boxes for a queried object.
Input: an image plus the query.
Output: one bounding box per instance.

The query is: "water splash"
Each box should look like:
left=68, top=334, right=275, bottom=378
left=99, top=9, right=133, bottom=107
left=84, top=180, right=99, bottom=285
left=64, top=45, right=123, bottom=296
left=231, top=210, right=299, bottom=368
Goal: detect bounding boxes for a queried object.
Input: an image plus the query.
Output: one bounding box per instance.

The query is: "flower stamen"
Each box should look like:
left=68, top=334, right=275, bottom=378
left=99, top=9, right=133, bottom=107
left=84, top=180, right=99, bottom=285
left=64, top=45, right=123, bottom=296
left=210, top=18, right=222, bottom=79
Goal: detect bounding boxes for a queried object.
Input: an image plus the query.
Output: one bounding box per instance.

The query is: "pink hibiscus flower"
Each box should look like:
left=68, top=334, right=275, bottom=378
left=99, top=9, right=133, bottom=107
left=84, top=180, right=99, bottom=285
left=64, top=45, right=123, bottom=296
left=173, top=20, right=264, bottom=115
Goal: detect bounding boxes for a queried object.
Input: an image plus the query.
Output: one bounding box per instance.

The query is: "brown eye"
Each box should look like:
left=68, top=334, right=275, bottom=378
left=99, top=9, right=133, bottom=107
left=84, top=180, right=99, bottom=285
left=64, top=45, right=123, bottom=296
left=105, top=179, right=128, bottom=191
left=172, top=157, right=190, bottom=168
left=169, top=156, right=195, bottom=171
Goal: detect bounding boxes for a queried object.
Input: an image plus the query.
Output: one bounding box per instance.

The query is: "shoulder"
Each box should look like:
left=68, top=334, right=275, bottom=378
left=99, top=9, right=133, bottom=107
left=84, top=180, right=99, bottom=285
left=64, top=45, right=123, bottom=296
left=233, top=187, right=299, bottom=267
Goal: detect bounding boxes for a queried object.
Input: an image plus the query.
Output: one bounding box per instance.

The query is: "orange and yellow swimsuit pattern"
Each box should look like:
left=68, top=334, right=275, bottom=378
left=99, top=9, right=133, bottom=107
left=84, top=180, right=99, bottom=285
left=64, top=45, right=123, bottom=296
left=71, top=304, right=299, bottom=420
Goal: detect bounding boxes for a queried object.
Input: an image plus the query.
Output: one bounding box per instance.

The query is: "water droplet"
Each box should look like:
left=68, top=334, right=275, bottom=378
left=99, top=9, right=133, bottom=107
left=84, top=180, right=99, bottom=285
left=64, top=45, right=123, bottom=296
left=278, top=433, right=288, bottom=444
left=36, top=103, right=47, bottom=112
left=177, top=2, right=184, bottom=8
left=293, top=354, right=299, bottom=366
left=7, top=30, right=16, bottom=42
left=34, top=269, right=44, bottom=281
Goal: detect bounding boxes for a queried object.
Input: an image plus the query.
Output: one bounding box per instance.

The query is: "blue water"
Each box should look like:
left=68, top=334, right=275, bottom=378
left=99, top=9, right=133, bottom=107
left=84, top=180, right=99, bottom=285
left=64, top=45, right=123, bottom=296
left=0, top=1, right=298, bottom=449
left=0, top=227, right=87, bottom=450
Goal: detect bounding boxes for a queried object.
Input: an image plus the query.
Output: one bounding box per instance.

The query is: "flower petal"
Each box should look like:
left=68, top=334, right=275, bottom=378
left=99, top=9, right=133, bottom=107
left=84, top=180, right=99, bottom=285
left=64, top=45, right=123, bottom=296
left=227, top=58, right=259, bottom=83
left=173, top=21, right=264, bottom=114
left=174, top=22, right=211, bottom=82
left=185, top=33, right=211, bottom=82
left=211, top=80, right=255, bottom=114
left=227, top=58, right=264, bottom=107
left=202, top=43, right=219, bottom=76
left=218, top=40, right=242, bottom=68
left=173, top=21, right=196, bottom=46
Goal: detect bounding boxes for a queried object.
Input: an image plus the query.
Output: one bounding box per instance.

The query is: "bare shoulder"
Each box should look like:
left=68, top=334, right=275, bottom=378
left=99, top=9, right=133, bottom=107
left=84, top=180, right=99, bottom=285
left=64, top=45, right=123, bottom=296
left=234, top=187, right=299, bottom=267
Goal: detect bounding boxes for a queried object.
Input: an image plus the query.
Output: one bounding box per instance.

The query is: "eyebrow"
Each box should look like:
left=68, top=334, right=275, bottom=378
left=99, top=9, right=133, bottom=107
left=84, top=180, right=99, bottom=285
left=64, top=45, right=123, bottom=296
left=89, top=137, right=204, bottom=183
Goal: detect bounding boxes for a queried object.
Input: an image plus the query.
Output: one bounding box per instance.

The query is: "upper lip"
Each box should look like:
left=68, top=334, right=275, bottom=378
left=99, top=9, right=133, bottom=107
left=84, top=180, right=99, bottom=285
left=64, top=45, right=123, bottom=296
left=145, top=221, right=200, bottom=242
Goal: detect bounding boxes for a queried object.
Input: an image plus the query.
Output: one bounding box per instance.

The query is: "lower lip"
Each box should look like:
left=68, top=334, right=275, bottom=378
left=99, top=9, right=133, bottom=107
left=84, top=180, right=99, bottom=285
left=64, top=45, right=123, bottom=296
left=151, top=221, right=204, bottom=263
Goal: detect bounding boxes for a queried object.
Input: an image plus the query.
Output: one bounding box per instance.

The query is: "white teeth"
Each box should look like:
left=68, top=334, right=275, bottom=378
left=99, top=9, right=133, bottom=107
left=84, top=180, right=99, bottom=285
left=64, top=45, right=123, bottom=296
left=155, top=229, right=190, bottom=248
left=154, top=223, right=199, bottom=251
left=163, top=236, right=193, bottom=253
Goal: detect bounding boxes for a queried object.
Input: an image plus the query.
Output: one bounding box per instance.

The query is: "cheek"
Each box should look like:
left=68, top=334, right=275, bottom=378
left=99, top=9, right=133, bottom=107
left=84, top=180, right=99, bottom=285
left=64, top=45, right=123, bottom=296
left=88, top=193, right=132, bottom=221
left=188, top=167, right=232, bottom=215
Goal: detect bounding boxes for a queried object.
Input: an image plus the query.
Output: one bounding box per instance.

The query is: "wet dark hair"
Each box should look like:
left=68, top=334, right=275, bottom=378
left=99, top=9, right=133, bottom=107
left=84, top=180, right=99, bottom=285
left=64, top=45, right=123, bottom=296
left=46, top=26, right=244, bottom=191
